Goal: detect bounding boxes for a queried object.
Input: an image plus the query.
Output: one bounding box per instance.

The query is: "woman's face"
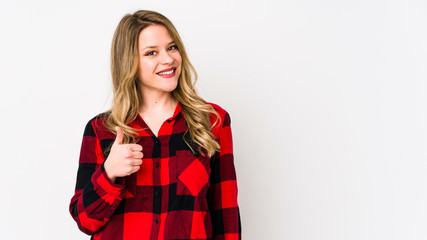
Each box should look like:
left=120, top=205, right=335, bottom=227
left=137, top=24, right=182, bottom=96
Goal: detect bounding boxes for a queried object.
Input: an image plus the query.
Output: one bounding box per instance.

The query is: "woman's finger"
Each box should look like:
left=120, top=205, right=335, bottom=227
left=131, top=151, right=144, bottom=159
left=131, top=159, right=143, bottom=166
left=132, top=165, right=140, bottom=173
left=128, top=144, right=143, bottom=152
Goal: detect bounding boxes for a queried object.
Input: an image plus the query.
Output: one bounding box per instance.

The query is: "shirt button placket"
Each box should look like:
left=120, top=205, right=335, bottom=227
left=150, top=137, right=162, bottom=240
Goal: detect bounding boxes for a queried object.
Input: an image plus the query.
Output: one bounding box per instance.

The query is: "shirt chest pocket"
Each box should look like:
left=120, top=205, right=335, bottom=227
left=175, top=149, right=211, bottom=197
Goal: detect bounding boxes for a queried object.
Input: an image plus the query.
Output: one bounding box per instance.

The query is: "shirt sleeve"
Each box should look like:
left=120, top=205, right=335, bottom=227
left=69, top=118, right=126, bottom=235
left=208, top=112, right=242, bottom=239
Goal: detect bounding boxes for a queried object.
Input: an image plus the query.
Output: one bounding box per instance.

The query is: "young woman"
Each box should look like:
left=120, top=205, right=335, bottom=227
left=69, top=10, right=241, bottom=240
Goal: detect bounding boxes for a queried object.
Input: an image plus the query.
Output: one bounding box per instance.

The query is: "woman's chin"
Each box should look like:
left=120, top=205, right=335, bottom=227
left=164, top=83, right=179, bottom=93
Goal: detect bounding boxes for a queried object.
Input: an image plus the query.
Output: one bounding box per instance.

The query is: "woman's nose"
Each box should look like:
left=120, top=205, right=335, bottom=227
left=159, top=50, right=173, bottom=64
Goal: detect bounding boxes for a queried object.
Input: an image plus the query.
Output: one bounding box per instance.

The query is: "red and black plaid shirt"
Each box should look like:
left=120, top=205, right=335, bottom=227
left=69, top=102, right=242, bottom=240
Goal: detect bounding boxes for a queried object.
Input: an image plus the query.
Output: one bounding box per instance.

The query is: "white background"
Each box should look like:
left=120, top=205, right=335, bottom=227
left=1, top=0, right=426, bottom=239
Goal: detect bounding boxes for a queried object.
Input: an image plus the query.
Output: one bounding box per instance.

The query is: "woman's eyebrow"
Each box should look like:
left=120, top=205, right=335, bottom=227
left=142, top=41, right=175, bottom=51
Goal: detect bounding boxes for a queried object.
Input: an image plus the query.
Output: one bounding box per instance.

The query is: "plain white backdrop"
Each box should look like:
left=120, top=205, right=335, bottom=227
left=1, top=0, right=426, bottom=239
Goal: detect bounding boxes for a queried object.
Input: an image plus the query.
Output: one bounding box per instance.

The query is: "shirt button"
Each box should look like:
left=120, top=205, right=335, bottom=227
left=155, top=163, right=159, bottom=167
left=154, top=139, right=160, bottom=144
left=154, top=219, right=159, bottom=224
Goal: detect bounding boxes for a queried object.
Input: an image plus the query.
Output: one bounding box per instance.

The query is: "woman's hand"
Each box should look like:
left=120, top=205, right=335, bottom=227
left=104, top=126, right=143, bottom=183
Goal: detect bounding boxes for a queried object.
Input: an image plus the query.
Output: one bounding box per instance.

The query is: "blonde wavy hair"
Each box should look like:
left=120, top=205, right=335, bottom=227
left=102, top=10, right=220, bottom=157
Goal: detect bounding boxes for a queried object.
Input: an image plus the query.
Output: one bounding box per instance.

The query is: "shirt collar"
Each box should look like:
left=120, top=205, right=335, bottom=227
left=132, top=101, right=182, bottom=129
left=167, top=101, right=182, bottom=121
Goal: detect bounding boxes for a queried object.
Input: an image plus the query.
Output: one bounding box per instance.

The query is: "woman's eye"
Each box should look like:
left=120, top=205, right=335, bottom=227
left=168, top=45, right=178, bottom=51
left=145, top=51, right=155, bottom=56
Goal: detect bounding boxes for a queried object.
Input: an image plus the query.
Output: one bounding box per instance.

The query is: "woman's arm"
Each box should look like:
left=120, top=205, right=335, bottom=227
left=208, top=112, right=242, bottom=239
left=69, top=118, right=126, bottom=235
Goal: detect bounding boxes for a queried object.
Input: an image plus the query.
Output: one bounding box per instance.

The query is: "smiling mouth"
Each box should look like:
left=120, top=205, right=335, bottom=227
left=157, top=68, right=176, bottom=75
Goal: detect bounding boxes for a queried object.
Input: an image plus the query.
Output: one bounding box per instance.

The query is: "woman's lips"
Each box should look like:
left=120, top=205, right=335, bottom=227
left=157, top=67, right=176, bottom=78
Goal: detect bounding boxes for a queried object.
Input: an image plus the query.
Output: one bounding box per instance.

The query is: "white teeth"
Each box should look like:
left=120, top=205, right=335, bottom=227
left=158, top=69, right=174, bottom=75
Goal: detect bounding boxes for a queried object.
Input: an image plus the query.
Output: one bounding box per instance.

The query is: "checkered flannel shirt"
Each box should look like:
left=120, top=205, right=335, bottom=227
left=69, top=102, right=242, bottom=240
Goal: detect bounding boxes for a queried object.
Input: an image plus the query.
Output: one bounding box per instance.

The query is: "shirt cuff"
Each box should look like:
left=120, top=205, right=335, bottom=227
left=91, top=162, right=126, bottom=197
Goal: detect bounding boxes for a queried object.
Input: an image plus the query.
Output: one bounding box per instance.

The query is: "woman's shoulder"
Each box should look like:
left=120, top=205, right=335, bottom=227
left=206, top=102, right=231, bottom=137
left=83, top=111, right=112, bottom=138
left=206, top=102, right=228, bottom=116
left=206, top=101, right=231, bottom=123
left=87, top=111, right=110, bottom=126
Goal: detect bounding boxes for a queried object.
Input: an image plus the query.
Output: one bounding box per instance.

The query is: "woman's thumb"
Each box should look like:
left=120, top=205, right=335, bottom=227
left=114, top=126, right=124, bottom=145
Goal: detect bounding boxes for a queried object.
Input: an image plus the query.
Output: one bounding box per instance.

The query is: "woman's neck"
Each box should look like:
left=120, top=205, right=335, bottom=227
left=139, top=91, right=177, bottom=114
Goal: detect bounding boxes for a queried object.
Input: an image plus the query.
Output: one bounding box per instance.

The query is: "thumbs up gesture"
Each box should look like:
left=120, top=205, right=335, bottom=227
left=104, top=126, right=143, bottom=183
